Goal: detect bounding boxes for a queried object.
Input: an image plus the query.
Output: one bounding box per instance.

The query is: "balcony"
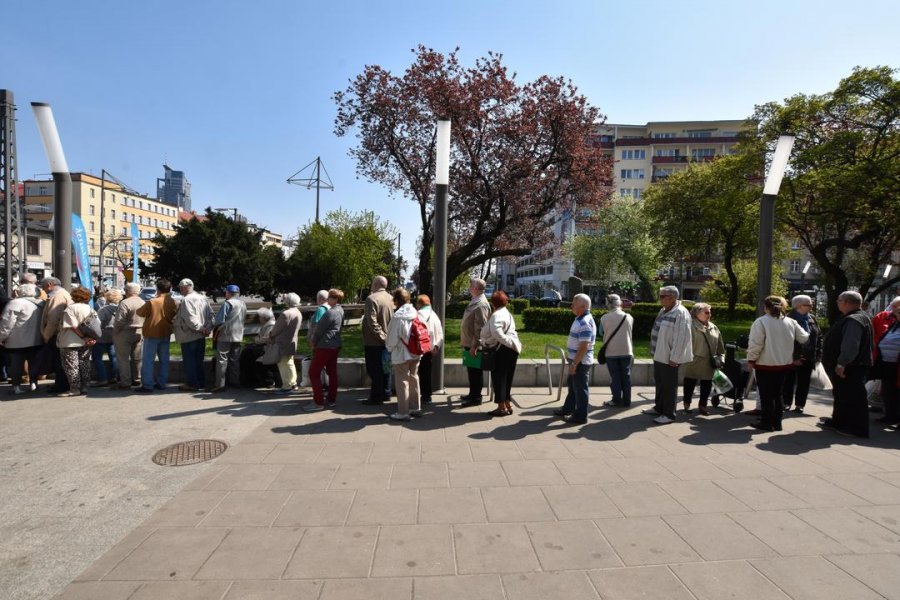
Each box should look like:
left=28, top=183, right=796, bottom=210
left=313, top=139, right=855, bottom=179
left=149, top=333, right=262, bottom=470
left=651, top=155, right=716, bottom=164
left=616, top=136, right=740, bottom=147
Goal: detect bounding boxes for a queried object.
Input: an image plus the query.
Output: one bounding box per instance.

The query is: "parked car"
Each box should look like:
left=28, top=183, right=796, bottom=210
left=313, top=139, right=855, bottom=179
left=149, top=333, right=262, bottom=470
left=139, top=286, right=157, bottom=301
left=622, top=298, right=635, bottom=308
left=519, top=294, right=539, bottom=304
left=538, top=295, right=561, bottom=308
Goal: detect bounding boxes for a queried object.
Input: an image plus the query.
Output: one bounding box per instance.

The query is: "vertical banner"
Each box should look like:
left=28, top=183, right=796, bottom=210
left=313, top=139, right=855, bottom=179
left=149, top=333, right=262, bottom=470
left=70, top=214, right=94, bottom=305
left=131, top=222, right=140, bottom=283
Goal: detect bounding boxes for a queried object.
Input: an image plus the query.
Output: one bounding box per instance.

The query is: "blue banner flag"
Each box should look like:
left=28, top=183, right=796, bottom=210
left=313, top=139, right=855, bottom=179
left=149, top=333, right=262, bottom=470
left=130, top=223, right=140, bottom=283
left=70, top=214, right=94, bottom=306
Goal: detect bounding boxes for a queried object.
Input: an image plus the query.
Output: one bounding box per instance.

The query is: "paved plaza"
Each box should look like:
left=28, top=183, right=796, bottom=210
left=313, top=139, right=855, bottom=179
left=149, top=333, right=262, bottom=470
left=4, top=383, right=900, bottom=599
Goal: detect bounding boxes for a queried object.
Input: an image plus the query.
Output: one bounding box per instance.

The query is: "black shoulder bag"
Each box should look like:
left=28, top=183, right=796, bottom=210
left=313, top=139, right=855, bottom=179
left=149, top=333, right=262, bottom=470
left=597, top=315, right=627, bottom=365
left=701, top=327, right=722, bottom=370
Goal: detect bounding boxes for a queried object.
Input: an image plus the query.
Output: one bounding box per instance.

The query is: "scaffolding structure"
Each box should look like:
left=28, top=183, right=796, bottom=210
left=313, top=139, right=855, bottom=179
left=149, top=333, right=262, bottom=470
left=0, top=89, right=26, bottom=292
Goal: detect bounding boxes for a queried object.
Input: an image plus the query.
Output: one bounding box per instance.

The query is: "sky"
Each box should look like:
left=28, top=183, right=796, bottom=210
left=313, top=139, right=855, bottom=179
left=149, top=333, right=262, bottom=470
left=5, top=0, right=899, bottom=275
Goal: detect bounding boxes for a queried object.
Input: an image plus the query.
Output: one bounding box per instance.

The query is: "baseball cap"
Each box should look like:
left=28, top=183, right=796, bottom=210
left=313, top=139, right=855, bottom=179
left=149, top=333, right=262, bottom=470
left=226, top=284, right=240, bottom=293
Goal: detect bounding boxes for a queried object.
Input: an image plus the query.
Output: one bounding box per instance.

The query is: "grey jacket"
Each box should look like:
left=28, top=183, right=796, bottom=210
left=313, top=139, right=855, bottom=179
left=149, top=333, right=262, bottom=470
left=98, top=303, right=118, bottom=344
left=311, top=305, right=344, bottom=349
left=173, top=291, right=213, bottom=343
left=112, top=295, right=145, bottom=338
left=0, top=297, right=44, bottom=349
left=214, top=297, right=247, bottom=343
left=460, top=296, right=490, bottom=348
left=362, top=288, right=394, bottom=346
left=269, top=307, right=302, bottom=358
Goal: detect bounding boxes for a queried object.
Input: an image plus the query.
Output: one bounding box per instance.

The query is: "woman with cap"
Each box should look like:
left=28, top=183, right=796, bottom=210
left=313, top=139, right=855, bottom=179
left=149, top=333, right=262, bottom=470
left=268, top=293, right=303, bottom=393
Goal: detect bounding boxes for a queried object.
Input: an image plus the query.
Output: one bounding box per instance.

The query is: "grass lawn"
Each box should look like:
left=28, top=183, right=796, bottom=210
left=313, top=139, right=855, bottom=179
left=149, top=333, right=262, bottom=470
left=337, top=316, right=755, bottom=360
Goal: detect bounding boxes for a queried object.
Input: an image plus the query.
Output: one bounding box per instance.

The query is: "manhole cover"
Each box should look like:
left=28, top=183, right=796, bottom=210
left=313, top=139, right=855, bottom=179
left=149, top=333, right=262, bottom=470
left=152, top=440, right=228, bottom=466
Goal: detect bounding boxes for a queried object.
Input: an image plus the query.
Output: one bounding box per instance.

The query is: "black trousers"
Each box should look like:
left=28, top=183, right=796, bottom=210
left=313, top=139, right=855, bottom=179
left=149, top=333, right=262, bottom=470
left=881, top=362, right=899, bottom=422
left=418, top=351, right=433, bottom=401
left=463, top=346, right=484, bottom=399
left=831, top=365, right=870, bottom=437
left=756, top=369, right=788, bottom=430
left=782, top=362, right=814, bottom=409
left=364, top=345, right=389, bottom=402
left=653, top=361, right=679, bottom=419
left=683, top=377, right=712, bottom=408
left=490, top=345, right=519, bottom=404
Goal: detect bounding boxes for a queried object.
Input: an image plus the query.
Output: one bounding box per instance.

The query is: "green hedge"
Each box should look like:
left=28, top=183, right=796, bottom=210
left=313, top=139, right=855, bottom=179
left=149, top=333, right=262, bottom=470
left=522, top=306, right=753, bottom=338
left=509, top=298, right=530, bottom=314
left=446, top=298, right=530, bottom=318
left=631, top=301, right=756, bottom=320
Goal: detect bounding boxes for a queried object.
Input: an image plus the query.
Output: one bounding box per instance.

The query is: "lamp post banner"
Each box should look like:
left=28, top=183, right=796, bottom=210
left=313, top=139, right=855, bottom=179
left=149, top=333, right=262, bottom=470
left=71, top=214, right=93, bottom=305
left=130, top=223, right=140, bottom=283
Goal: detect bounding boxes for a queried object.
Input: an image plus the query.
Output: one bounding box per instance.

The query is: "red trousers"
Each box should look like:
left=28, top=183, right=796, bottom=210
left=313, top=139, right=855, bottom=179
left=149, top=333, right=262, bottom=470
left=310, top=347, right=340, bottom=404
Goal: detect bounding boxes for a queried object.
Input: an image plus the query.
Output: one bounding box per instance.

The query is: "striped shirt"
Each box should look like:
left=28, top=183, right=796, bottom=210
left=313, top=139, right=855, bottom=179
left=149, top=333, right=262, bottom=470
left=567, top=312, right=596, bottom=365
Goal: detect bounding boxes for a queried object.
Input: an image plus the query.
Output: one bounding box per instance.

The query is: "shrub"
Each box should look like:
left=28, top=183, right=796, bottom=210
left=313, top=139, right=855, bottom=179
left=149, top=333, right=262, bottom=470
left=444, top=301, right=470, bottom=319
left=509, top=298, right=530, bottom=314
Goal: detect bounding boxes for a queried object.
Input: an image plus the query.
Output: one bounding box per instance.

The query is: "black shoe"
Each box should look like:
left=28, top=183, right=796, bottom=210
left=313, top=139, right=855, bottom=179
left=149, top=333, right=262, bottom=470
left=458, top=394, right=475, bottom=402
left=552, top=409, right=571, bottom=417
left=751, top=421, right=775, bottom=432
left=421, top=396, right=432, bottom=404
left=562, top=415, right=587, bottom=425
left=360, top=398, right=385, bottom=405
left=792, top=406, right=804, bottom=414
left=460, top=398, right=483, bottom=407
left=136, top=387, right=154, bottom=393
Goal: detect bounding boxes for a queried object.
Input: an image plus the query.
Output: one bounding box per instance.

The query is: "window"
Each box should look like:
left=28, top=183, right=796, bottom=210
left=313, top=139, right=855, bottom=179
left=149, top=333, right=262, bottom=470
left=89, top=221, right=95, bottom=232
left=26, top=236, right=40, bottom=255
left=122, top=227, right=127, bottom=236
left=621, top=149, right=646, bottom=160
left=790, top=259, right=801, bottom=273
left=109, top=225, right=115, bottom=235
left=691, top=148, right=715, bottom=160
left=655, top=149, right=680, bottom=157
left=111, top=210, right=116, bottom=220
left=687, top=131, right=713, bottom=138
left=653, top=133, right=676, bottom=139
left=620, top=169, right=645, bottom=179
left=88, top=205, right=95, bottom=216
left=90, top=188, right=95, bottom=198
left=89, top=238, right=95, bottom=248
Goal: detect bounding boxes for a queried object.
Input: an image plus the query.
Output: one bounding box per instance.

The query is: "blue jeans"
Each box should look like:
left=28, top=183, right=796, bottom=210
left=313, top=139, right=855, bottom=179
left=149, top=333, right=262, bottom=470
left=181, top=338, right=207, bottom=388
left=562, top=363, right=591, bottom=420
left=91, top=342, right=118, bottom=383
left=606, top=356, right=632, bottom=406
left=141, top=337, right=170, bottom=389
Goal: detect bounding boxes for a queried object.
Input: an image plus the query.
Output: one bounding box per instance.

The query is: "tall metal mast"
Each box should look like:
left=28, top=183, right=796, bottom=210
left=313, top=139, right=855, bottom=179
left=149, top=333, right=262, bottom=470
left=287, top=156, right=334, bottom=224
left=1, top=90, right=26, bottom=292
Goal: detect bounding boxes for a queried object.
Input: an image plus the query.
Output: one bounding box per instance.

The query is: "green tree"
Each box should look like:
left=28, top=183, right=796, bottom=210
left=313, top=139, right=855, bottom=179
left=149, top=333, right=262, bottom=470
left=642, top=153, right=769, bottom=316
left=748, top=66, right=900, bottom=320
left=699, top=259, right=788, bottom=306
left=565, top=196, right=660, bottom=300
left=146, top=209, right=274, bottom=295
left=284, top=209, right=397, bottom=300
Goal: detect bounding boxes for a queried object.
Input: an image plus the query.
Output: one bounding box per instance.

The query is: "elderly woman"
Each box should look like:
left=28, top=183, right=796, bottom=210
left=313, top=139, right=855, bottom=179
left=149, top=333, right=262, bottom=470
left=57, top=287, right=97, bottom=397
left=91, top=289, right=122, bottom=386
left=747, top=296, right=810, bottom=432
left=480, top=290, right=522, bottom=417
left=682, top=303, right=726, bottom=416
left=386, top=288, right=421, bottom=421
left=599, top=294, right=634, bottom=408
left=782, top=294, right=823, bottom=414
left=269, top=293, right=303, bottom=394
left=0, top=283, right=44, bottom=395
left=305, top=288, right=345, bottom=411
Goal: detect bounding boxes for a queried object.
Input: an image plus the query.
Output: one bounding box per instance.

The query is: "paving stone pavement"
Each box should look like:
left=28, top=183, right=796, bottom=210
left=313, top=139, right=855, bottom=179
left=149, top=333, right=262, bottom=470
left=5, top=382, right=900, bottom=600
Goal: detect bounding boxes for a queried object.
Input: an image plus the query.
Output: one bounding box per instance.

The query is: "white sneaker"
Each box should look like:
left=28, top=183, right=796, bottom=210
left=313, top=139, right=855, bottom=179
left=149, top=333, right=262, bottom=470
left=653, top=415, right=674, bottom=425
left=641, top=408, right=659, bottom=416
left=388, top=412, right=411, bottom=421
left=29, top=382, right=37, bottom=392
left=303, top=403, right=325, bottom=412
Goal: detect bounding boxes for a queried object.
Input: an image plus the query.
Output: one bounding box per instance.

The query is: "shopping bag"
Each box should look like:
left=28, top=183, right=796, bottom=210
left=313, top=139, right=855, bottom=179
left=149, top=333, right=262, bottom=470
left=810, top=362, right=833, bottom=391
left=711, top=369, right=734, bottom=396
left=462, top=348, right=482, bottom=369
left=866, top=379, right=882, bottom=404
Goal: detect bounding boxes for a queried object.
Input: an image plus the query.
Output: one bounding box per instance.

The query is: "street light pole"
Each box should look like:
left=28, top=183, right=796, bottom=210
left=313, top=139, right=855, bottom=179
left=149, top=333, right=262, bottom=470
left=756, top=135, right=795, bottom=315
left=432, top=119, right=451, bottom=393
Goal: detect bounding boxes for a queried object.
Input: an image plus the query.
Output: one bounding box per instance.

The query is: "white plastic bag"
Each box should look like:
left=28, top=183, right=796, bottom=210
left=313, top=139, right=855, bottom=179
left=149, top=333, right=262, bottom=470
left=300, top=356, right=328, bottom=388
left=810, top=362, right=833, bottom=391
left=866, top=379, right=882, bottom=405
left=711, top=369, right=734, bottom=396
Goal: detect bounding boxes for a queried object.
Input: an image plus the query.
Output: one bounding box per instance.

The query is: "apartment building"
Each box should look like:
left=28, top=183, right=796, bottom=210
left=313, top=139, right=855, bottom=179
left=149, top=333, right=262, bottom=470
left=23, top=173, right=179, bottom=285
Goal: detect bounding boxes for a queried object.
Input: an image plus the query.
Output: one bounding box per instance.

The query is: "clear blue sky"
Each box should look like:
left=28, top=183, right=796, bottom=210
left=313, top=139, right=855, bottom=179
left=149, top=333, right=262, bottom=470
left=6, top=0, right=899, bottom=274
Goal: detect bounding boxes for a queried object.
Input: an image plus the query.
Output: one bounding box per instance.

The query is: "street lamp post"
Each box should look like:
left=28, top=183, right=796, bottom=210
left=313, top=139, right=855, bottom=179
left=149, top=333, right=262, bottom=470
left=432, top=118, right=451, bottom=393
left=31, top=103, right=72, bottom=289
left=756, top=135, right=795, bottom=315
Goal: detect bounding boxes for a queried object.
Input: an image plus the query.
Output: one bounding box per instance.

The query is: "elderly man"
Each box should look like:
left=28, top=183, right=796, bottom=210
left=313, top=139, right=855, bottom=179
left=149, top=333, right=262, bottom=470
left=460, top=278, right=491, bottom=406
left=173, top=278, right=214, bottom=392
left=39, top=277, right=73, bottom=394
left=820, top=291, right=874, bottom=438
left=135, top=279, right=178, bottom=392
left=361, top=276, right=394, bottom=405
left=642, top=285, right=693, bottom=425
left=20, top=272, right=47, bottom=300
left=211, top=284, right=247, bottom=392
left=553, top=293, right=597, bottom=425
left=112, top=283, right=145, bottom=389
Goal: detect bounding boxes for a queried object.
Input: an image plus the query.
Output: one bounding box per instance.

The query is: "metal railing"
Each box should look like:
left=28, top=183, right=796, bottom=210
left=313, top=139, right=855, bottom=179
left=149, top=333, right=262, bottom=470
left=544, top=344, right=567, bottom=403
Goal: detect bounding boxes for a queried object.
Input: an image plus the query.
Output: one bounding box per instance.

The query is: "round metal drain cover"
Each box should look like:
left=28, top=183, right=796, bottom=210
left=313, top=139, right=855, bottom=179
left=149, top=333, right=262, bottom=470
left=152, top=440, right=228, bottom=466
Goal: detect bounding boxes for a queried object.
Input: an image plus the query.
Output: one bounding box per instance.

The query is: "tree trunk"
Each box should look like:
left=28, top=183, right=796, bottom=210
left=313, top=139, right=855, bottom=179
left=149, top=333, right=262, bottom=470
left=722, top=240, right=739, bottom=319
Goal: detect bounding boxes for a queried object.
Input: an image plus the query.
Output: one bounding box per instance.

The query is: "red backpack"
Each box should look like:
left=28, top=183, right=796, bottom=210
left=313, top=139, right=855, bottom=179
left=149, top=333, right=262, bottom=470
left=405, top=317, right=432, bottom=355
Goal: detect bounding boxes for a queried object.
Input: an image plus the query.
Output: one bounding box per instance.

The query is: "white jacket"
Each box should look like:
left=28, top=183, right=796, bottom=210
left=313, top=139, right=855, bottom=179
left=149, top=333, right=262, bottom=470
left=386, top=303, right=418, bottom=364
left=480, top=307, right=522, bottom=354
left=747, top=314, right=810, bottom=367
left=0, top=297, right=44, bottom=349
left=652, top=302, right=694, bottom=365
left=418, top=306, right=444, bottom=350
left=173, top=291, right=213, bottom=343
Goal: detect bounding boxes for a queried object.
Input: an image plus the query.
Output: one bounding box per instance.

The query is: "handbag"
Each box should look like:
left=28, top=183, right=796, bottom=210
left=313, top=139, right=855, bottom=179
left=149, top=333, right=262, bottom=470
left=701, top=329, right=721, bottom=370
left=462, top=348, right=482, bottom=369
left=480, top=347, right=497, bottom=371
left=597, top=314, right=627, bottom=365
left=810, top=361, right=833, bottom=391
left=78, top=312, right=102, bottom=340
left=256, top=343, right=281, bottom=366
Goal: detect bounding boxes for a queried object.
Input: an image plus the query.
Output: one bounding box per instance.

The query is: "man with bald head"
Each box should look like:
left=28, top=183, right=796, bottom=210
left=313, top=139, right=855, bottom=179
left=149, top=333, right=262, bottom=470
left=361, top=275, right=394, bottom=405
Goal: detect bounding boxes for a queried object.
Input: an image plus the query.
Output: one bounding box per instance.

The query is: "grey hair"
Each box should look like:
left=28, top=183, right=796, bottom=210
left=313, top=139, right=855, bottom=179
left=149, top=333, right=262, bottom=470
left=15, top=283, right=36, bottom=299
left=39, top=276, right=61, bottom=288
left=178, top=278, right=194, bottom=290
left=659, top=285, right=680, bottom=298
left=838, top=290, right=863, bottom=306
left=283, top=293, right=301, bottom=308
left=606, top=294, right=622, bottom=309
left=372, top=276, right=388, bottom=290
left=890, top=296, right=900, bottom=308
left=690, top=302, right=711, bottom=318
left=791, top=294, right=813, bottom=308
left=257, top=308, right=274, bottom=322
left=316, top=290, right=329, bottom=303
left=124, top=282, right=141, bottom=295
left=470, top=278, right=486, bottom=292
left=20, top=273, right=37, bottom=284
left=574, top=293, right=592, bottom=310
left=105, top=289, right=123, bottom=304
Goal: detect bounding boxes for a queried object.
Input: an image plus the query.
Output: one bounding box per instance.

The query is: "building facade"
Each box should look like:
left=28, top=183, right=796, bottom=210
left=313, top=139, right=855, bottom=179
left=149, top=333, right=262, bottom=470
left=156, top=164, right=191, bottom=212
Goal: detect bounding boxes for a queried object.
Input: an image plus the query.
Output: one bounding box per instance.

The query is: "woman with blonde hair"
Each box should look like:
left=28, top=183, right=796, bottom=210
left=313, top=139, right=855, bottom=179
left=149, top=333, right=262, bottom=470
left=682, top=302, right=725, bottom=416
left=746, top=295, right=809, bottom=432
left=57, top=287, right=97, bottom=397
